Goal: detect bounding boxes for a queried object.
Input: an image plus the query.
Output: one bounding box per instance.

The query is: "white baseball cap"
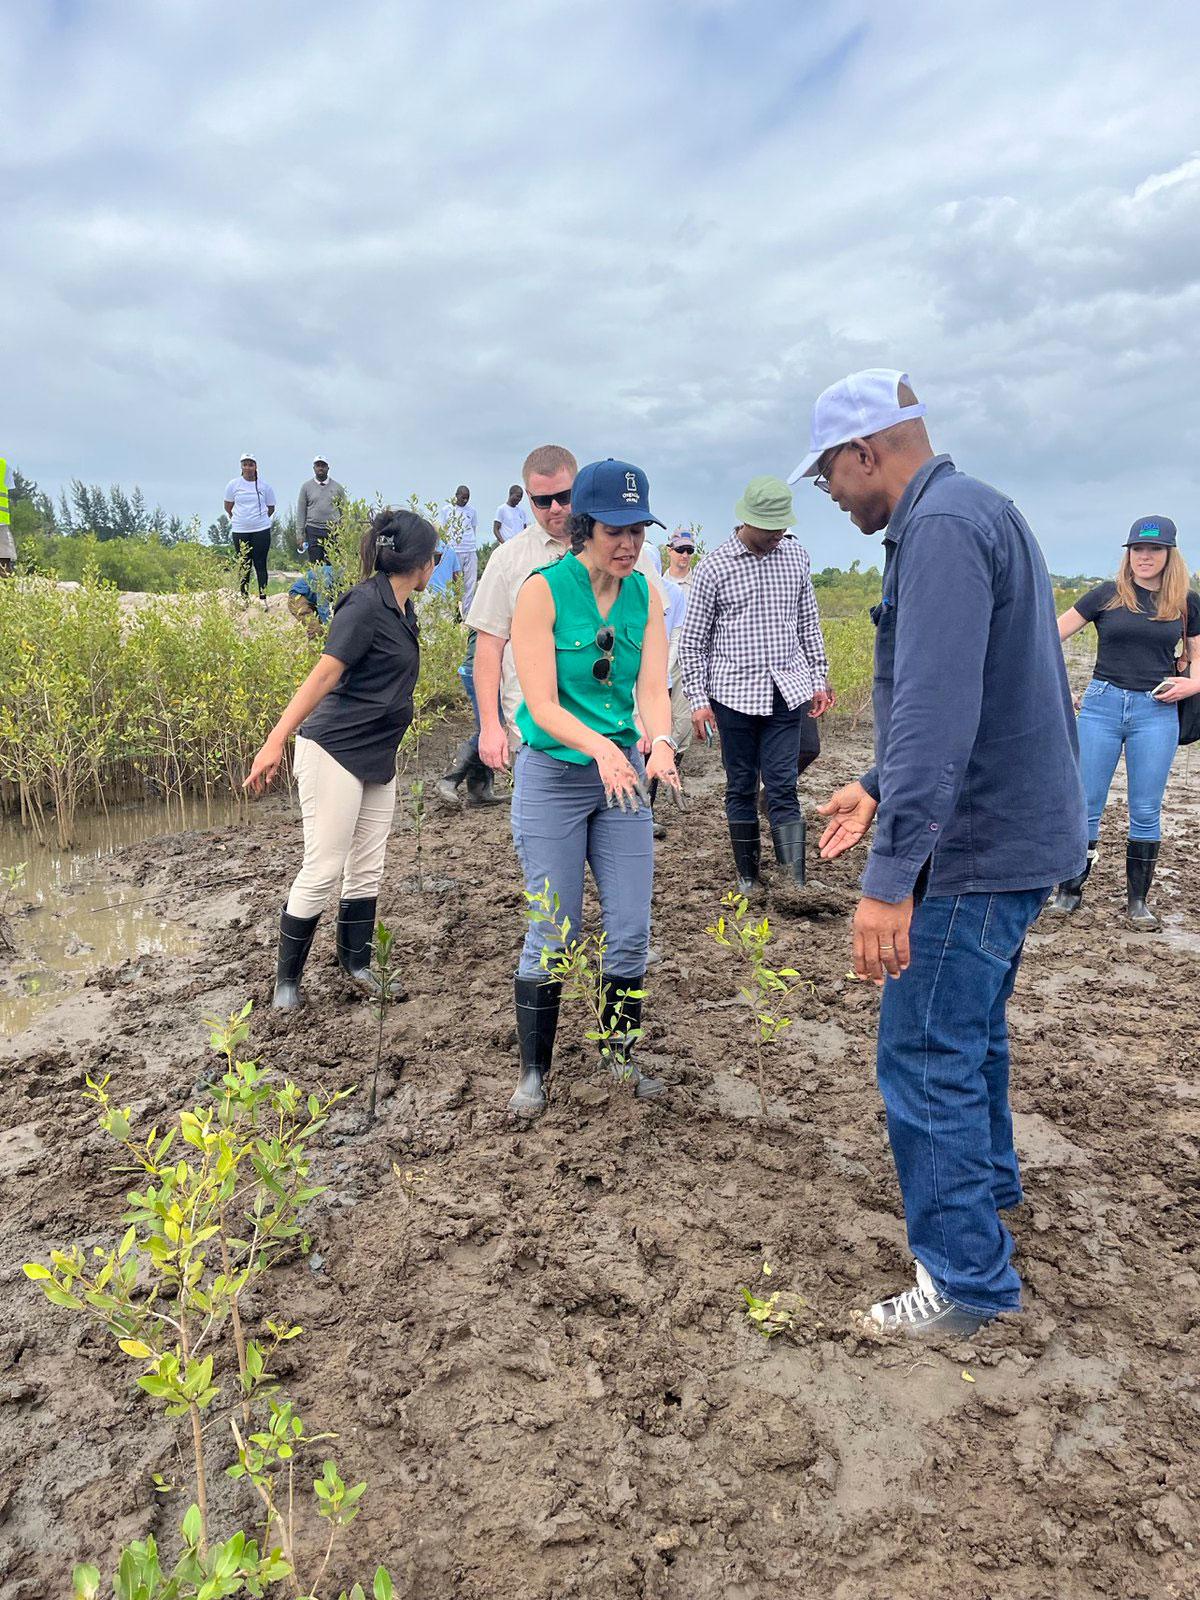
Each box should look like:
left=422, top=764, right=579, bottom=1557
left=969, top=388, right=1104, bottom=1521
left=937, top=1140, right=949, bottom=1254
left=313, top=454, right=328, bottom=465
left=787, top=369, right=926, bottom=484
left=239, top=450, right=257, bottom=462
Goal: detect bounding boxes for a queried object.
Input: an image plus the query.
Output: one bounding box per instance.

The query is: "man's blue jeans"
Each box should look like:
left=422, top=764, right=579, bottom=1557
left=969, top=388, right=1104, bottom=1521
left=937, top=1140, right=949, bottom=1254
left=876, top=886, right=1050, bottom=1316
left=1076, top=678, right=1178, bottom=840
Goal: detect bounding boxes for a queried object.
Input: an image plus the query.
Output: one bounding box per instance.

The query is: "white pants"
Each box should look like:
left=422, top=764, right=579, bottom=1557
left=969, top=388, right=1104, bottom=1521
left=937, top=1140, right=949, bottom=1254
left=285, top=737, right=396, bottom=919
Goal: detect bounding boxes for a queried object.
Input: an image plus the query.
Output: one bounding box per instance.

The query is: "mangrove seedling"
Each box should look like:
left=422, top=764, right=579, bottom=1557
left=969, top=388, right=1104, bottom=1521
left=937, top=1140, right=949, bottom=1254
left=705, top=891, right=807, bottom=1115
left=523, top=881, right=642, bottom=1083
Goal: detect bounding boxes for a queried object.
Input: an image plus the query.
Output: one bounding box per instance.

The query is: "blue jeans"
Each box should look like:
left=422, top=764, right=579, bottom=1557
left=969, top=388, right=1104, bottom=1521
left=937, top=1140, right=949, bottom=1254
left=712, top=687, right=803, bottom=826
left=1076, top=678, right=1178, bottom=840
left=876, top=887, right=1050, bottom=1316
left=511, top=745, right=653, bottom=977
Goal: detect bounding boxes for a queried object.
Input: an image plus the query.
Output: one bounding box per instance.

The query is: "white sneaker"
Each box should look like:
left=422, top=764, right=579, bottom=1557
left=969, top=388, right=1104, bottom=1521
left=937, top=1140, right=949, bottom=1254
left=869, top=1260, right=990, bottom=1336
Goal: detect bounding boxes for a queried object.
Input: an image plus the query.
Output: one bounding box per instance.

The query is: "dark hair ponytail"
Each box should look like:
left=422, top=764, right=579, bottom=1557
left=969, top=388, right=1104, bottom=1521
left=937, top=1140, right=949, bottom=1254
left=359, top=507, right=438, bottom=581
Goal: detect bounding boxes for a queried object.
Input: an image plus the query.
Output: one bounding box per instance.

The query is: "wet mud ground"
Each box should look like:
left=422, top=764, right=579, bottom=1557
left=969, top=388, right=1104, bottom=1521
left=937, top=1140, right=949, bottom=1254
left=2, top=727, right=1199, bottom=1599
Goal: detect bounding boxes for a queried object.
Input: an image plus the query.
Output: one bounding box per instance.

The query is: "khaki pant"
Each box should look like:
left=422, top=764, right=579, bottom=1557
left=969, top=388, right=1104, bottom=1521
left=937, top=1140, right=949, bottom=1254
left=285, top=738, right=396, bottom=918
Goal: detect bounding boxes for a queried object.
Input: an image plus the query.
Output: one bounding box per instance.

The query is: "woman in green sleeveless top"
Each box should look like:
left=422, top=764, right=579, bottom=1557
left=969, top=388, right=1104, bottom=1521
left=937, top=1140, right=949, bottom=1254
left=507, top=459, right=681, bottom=1117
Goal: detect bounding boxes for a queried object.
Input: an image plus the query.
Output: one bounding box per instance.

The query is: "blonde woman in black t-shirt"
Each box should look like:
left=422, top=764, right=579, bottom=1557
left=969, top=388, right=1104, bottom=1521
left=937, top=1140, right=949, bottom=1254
left=1047, top=517, right=1200, bottom=928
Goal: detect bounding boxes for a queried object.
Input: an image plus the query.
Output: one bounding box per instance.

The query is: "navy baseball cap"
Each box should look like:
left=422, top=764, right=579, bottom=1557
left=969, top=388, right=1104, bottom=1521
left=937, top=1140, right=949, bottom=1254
left=571, top=459, right=664, bottom=529
left=1125, top=515, right=1177, bottom=548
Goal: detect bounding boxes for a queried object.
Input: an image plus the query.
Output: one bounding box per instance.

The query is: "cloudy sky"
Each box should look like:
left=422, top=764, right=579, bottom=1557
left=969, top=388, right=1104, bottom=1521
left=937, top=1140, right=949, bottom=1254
left=5, top=0, right=1200, bottom=572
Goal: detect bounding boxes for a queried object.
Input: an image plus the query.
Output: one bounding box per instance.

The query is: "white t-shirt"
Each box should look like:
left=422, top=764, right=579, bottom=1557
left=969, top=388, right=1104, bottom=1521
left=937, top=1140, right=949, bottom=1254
left=439, top=501, right=478, bottom=552
left=494, top=501, right=531, bottom=541
left=224, top=477, right=276, bottom=533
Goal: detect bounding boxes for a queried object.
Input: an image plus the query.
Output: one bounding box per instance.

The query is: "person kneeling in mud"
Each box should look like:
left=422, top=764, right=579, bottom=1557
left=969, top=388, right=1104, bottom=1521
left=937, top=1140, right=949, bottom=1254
left=244, top=508, right=438, bottom=1009
left=507, top=459, right=680, bottom=1117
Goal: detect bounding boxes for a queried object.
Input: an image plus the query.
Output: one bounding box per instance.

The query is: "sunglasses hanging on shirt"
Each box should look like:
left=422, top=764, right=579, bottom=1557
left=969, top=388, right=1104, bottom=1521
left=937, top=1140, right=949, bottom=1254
left=592, top=625, right=615, bottom=681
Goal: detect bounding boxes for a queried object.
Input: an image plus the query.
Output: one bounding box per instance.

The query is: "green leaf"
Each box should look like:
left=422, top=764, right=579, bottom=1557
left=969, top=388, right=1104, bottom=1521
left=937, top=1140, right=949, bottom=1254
left=72, top=1562, right=101, bottom=1600
left=119, top=1338, right=154, bottom=1359
left=181, top=1502, right=202, bottom=1546
left=374, top=1568, right=394, bottom=1600
left=22, top=1262, right=52, bottom=1281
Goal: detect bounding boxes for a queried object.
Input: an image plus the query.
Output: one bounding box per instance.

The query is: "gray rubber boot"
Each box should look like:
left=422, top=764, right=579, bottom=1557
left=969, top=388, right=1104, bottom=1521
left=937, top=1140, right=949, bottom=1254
left=770, top=816, right=807, bottom=886
left=1126, top=840, right=1161, bottom=931
left=599, top=976, right=665, bottom=1100
left=273, top=908, right=320, bottom=1011
left=1044, top=840, right=1098, bottom=915
left=728, top=820, right=761, bottom=895
left=509, top=977, right=561, bottom=1117
left=437, top=739, right=476, bottom=805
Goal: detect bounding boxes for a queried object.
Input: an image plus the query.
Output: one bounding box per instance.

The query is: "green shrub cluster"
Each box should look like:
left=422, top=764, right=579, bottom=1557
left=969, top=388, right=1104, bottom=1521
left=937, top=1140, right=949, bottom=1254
left=20, top=530, right=232, bottom=593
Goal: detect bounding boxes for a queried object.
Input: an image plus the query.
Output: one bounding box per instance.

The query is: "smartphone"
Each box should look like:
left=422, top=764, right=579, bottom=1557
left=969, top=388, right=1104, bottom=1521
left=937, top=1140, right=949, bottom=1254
left=1151, top=679, right=1175, bottom=699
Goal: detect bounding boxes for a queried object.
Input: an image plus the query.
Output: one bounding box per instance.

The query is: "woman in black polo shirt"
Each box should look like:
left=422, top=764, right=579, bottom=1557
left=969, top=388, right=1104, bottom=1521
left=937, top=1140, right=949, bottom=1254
left=245, top=507, right=438, bottom=1007
left=1047, top=516, right=1200, bottom=928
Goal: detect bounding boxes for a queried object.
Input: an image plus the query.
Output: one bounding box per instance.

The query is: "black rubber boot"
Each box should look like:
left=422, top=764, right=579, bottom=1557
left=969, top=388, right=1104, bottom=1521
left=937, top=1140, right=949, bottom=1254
left=464, top=745, right=503, bottom=807
left=437, top=738, right=476, bottom=805
left=770, top=816, right=807, bottom=886
left=1126, top=840, right=1161, bottom=931
left=336, top=897, right=384, bottom=993
left=1044, top=840, right=1098, bottom=916
left=510, top=977, right=561, bottom=1117
left=599, top=976, right=665, bottom=1100
left=728, top=820, right=761, bottom=895
left=273, top=908, right=320, bottom=1012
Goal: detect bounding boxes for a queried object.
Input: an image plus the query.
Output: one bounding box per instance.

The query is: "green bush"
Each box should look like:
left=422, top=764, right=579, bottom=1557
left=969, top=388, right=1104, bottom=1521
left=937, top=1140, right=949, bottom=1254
left=18, top=530, right=229, bottom=593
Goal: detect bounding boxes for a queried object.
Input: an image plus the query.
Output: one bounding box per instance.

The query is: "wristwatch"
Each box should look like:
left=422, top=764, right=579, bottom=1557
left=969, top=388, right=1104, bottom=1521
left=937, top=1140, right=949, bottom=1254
left=651, top=734, right=679, bottom=752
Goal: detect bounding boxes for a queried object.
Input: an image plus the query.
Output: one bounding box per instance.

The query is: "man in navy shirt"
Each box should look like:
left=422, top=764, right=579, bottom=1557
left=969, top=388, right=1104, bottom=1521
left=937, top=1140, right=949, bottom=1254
left=794, top=369, right=1086, bottom=1336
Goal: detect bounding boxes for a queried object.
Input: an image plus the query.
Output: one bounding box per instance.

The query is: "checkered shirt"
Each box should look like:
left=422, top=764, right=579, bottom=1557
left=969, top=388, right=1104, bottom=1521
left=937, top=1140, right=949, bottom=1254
left=678, top=533, right=829, bottom=714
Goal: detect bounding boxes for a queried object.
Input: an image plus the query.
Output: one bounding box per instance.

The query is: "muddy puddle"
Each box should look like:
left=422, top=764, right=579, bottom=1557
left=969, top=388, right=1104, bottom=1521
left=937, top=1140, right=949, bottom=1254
left=0, top=796, right=248, bottom=1036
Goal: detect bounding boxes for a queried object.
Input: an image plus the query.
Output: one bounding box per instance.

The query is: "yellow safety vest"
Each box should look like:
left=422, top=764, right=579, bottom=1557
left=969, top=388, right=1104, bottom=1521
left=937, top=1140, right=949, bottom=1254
left=0, top=458, right=9, bottom=528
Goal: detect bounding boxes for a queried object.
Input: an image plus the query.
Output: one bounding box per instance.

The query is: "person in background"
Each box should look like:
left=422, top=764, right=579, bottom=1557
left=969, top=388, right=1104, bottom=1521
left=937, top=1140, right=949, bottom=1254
left=1046, top=517, right=1199, bottom=928
left=245, top=508, right=438, bottom=1011
left=296, top=457, right=345, bottom=563
left=646, top=568, right=691, bottom=835
left=807, top=367, right=1085, bottom=1336
left=665, top=528, right=697, bottom=591
left=678, top=476, right=830, bottom=893
left=0, top=456, right=15, bottom=573
left=467, top=446, right=663, bottom=775
left=506, top=459, right=680, bottom=1117
left=494, top=485, right=530, bottom=543
left=439, top=485, right=479, bottom=611
left=287, top=563, right=335, bottom=638
left=437, top=629, right=502, bottom=808
left=224, top=453, right=276, bottom=607
left=426, top=539, right=463, bottom=597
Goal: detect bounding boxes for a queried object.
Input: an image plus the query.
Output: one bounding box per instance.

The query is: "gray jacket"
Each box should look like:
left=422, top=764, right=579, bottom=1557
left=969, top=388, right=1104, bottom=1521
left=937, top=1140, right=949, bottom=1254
left=296, top=477, right=344, bottom=533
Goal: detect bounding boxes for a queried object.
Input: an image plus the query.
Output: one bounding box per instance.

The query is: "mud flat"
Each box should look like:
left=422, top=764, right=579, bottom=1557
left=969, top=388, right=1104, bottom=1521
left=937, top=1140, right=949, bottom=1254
left=2, top=731, right=1198, bottom=1599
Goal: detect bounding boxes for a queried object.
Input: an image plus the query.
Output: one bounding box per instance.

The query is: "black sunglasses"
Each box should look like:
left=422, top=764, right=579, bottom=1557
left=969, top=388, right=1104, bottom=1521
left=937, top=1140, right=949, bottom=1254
left=592, top=625, right=615, bottom=681
left=530, top=490, right=572, bottom=509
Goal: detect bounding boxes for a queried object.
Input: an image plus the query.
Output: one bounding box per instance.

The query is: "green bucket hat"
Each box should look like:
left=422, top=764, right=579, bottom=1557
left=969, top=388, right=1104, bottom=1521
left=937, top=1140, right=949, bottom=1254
left=734, top=475, right=793, bottom=531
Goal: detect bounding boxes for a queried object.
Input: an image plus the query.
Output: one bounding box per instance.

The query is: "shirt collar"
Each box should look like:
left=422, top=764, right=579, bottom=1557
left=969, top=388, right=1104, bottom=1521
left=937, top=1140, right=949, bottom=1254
left=373, top=570, right=403, bottom=615
left=884, top=454, right=954, bottom=544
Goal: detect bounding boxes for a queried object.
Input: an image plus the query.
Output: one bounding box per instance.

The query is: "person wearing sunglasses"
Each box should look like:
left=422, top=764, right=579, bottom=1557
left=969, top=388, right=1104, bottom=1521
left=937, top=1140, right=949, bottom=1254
left=465, top=445, right=662, bottom=775
left=801, top=368, right=1086, bottom=1337
left=665, top=528, right=697, bottom=591
left=505, top=459, right=680, bottom=1118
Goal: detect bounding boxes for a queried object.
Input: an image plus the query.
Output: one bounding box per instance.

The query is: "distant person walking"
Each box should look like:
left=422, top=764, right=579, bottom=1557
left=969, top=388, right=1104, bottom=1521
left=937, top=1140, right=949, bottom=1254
left=244, top=508, right=438, bottom=1011
left=0, top=456, right=15, bottom=573
left=1046, top=517, right=1199, bottom=928
left=296, top=457, right=344, bottom=563
left=224, top=453, right=276, bottom=607
left=494, top=485, right=530, bottom=543
left=506, top=459, right=679, bottom=1117
left=665, top=528, right=696, bottom=591
left=807, top=368, right=1086, bottom=1335
left=678, top=476, right=831, bottom=893
left=439, top=485, right=479, bottom=611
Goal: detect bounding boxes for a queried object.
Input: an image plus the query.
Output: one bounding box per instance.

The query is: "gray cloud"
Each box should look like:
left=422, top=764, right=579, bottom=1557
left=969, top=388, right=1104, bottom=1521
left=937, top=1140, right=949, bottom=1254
left=3, top=0, right=1200, bottom=572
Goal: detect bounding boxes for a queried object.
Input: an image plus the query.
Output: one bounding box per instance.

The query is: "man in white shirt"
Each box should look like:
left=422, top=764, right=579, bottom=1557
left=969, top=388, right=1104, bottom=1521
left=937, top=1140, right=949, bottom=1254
left=493, top=485, right=530, bottom=544
left=439, top=485, right=479, bottom=610
left=222, top=453, right=276, bottom=606
left=467, top=445, right=663, bottom=772
left=666, top=527, right=697, bottom=590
